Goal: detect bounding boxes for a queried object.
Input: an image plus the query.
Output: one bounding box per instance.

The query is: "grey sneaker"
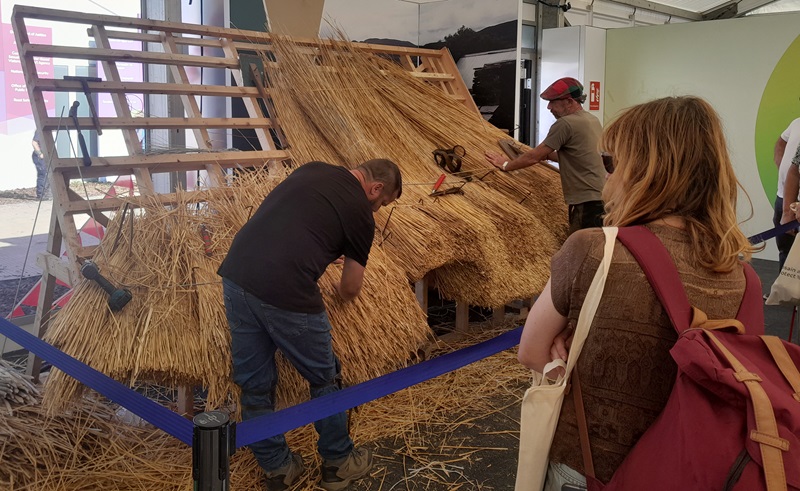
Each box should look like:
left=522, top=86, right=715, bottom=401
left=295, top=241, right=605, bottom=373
left=320, top=447, right=373, bottom=491
left=264, top=453, right=304, bottom=491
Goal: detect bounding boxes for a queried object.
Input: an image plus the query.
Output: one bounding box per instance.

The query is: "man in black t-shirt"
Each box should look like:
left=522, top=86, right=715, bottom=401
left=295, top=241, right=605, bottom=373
left=218, top=159, right=402, bottom=491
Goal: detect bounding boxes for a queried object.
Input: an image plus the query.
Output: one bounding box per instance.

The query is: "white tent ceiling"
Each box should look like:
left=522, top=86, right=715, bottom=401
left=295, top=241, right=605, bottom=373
left=575, top=0, right=800, bottom=22
left=522, top=0, right=800, bottom=28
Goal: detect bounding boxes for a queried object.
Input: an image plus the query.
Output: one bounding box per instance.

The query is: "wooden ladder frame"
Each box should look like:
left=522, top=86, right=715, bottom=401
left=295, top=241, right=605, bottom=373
left=13, top=5, right=480, bottom=380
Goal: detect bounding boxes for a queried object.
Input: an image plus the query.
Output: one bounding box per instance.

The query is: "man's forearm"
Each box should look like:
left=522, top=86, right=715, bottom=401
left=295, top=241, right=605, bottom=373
left=505, top=143, right=553, bottom=172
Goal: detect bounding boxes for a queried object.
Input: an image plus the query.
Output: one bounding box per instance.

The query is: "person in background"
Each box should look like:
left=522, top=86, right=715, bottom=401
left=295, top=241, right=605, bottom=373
left=773, top=117, right=800, bottom=271
left=31, top=130, right=50, bottom=200
left=783, top=141, right=800, bottom=225
left=517, top=96, right=754, bottom=490
left=218, top=159, right=402, bottom=491
left=484, top=77, right=606, bottom=234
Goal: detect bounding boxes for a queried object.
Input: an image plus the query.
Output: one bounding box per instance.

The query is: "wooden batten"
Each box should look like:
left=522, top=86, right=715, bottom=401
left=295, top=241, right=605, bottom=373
left=33, top=79, right=264, bottom=97
left=40, top=116, right=275, bottom=131
left=23, top=44, right=241, bottom=70
left=36, top=253, right=78, bottom=287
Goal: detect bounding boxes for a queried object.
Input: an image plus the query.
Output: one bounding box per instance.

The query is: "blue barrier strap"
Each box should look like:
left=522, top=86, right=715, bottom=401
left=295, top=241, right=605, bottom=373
left=748, top=220, right=799, bottom=245
left=0, top=317, right=193, bottom=446
left=236, top=326, right=523, bottom=448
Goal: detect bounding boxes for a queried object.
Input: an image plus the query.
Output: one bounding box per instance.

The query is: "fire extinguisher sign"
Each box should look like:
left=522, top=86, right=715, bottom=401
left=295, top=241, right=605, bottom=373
left=589, top=81, right=600, bottom=111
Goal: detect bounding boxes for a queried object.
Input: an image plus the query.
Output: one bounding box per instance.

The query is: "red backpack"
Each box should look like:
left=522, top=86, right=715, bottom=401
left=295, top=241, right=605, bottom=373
left=576, top=226, right=800, bottom=491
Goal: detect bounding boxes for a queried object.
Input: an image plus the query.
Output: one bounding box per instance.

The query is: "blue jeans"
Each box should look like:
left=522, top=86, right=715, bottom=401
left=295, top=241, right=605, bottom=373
left=543, top=461, right=587, bottom=491
left=222, top=278, right=353, bottom=471
left=32, top=153, right=48, bottom=198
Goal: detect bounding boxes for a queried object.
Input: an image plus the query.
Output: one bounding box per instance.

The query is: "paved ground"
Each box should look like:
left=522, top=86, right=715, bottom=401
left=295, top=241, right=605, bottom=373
left=0, top=198, right=53, bottom=282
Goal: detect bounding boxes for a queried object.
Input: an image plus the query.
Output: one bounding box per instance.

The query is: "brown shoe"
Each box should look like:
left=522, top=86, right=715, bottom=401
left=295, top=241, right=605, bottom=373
left=320, top=447, right=373, bottom=490
left=264, top=453, right=304, bottom=491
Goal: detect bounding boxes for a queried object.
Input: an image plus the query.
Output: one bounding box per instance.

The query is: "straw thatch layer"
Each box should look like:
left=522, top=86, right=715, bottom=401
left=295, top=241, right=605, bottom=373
left=42, top=36, right=565, bottom=413
left=265, top=36, right=567, bottom=302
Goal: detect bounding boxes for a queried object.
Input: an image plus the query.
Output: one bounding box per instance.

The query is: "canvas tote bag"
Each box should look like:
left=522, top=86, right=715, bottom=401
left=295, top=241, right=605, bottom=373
left=515, top=227, right=617, bottom=491
left=766, top=232, right=800, bottom=305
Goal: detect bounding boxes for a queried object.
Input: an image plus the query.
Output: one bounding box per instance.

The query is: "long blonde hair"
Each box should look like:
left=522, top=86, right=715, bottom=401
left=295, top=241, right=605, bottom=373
left=601, top=96, right=755, bottom=272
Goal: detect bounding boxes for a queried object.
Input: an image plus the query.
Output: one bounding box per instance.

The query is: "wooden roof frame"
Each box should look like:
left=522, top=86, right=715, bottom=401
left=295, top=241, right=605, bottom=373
left=12, top=5, right=479, bottom=376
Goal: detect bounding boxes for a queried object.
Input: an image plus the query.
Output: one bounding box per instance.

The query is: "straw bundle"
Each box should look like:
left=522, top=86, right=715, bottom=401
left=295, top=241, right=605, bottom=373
left=43, top=191, right=237, bottom=410
left=0, top=360, right=38, bottom=413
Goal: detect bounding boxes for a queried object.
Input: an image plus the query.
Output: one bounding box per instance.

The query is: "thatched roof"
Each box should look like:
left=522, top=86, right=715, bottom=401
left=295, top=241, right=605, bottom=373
left=41, top=36, right=566, bottom=411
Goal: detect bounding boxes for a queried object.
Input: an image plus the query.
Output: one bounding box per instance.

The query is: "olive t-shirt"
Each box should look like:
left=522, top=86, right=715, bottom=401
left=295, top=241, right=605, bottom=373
left=543, top=110, right=605, bottom=205
left=218, top=162, right=375, bottom=313
left=548, top=224, right=747, bottom=482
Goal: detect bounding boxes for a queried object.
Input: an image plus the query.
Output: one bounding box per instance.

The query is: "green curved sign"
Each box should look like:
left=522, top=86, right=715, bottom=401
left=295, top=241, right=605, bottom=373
left=755, top=34, right=800, bottom=201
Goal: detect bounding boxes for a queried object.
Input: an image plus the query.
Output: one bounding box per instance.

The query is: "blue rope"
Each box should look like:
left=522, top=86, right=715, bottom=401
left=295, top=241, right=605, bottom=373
left=235, top=326, right=522, bottom=448
left=748, top=220, right=799, bottom=245
left=0, top=316, right=194, bottom=445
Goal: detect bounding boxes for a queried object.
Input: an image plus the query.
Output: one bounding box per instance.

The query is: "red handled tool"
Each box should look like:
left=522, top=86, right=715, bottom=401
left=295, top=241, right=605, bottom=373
left=200, top=225, right=213, bottom=256
left=431, top=173, right=447, bottom=194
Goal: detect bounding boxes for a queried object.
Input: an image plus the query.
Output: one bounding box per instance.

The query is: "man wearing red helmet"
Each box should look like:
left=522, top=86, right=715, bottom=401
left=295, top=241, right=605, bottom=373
left=485, top=77, right=607, bottom=234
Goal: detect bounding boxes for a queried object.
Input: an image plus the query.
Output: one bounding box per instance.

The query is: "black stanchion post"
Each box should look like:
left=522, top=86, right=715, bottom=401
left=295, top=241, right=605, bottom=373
left=193, top=411, right=235, bottom=491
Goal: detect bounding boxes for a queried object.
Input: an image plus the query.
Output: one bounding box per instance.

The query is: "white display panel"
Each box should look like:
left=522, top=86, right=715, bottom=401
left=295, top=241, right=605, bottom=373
left=604, top=14, right=800, bottom=260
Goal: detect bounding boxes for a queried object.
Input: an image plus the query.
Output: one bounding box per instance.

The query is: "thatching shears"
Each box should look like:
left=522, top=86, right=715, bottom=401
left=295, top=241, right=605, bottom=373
left=432, top=145, right=466, bottom=173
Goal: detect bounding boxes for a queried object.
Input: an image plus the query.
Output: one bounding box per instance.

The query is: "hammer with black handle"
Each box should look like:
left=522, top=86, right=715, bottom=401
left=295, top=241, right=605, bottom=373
left=80, top=261, right=132, bottom=312
left=68, top=101, right=92, bottom=167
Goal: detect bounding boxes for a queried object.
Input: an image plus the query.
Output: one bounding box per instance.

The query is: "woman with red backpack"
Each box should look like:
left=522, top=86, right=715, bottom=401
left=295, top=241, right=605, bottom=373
left=516, top=96, right=798, bottom=491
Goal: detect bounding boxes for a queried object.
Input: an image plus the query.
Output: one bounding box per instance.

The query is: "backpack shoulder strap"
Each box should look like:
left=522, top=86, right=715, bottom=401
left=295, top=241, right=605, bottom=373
left=616, top=226, right=692, bottom=334
left=616, top=226, right=762, bottom=334
left=737, top=264, right=764, bottom=331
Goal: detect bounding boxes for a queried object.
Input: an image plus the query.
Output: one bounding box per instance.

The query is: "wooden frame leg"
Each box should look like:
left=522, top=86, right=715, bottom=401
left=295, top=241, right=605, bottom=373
left=414, top=277, right=429, bottom=311
left=455, top=302, right=469, bottom=333
left=27, top=274, right=57, bottom=382
left=177, top=386, right=193, bottom=416
left=26, top=212, right=63, bottom=381
left=492, top=305, right=506, bottom=326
